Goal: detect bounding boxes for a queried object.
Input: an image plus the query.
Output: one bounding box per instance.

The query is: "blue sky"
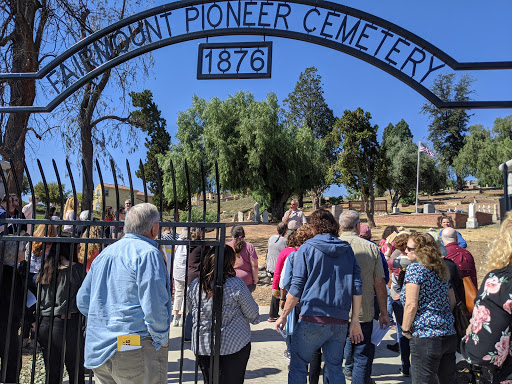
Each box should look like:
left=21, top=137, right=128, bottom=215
left=24, top=0, right=512, bottom=199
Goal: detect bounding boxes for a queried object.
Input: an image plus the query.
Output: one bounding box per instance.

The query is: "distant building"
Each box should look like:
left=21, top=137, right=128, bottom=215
left=92, top=183, right=153, bottom=212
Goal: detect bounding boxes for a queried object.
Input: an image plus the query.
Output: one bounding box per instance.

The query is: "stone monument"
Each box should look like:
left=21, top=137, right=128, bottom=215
left=392, top=207, right=400, bottom=214
left=238, top=211, right=244, bottom=222
left=262, top=210, right=269, bottom=224
left=331, top=205, right=343, bottom=222
left=466, top=203, right=479, bottom=229
left=254, top=203, right=260, bottom=223
left=423, top=203, right=435, bottom=213
left=493, top=204, right=499, bottom=222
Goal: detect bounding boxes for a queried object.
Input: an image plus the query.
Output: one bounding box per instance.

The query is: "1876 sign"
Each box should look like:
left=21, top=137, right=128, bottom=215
left=1, top=0, right=511, bottom=112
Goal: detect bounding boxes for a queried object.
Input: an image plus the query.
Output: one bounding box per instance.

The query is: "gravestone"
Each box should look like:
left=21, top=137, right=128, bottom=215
left=392, top=207, right=400, bottom=214
left=423, top=204, right=435, bottom=213
left=254, top=203, right=260, bottom=223
left=488, top=204, right=491, bottom=213
left=238, top=211, right=244, bottom=222
left=331, top=205, right=343, bottom=221
left=466, top=203, right=479, bottom=229
left=447, top=208, right=452, bottom=213
left=493, top=204, right=499, bottom=222
left=478, top=205, right=482, bottom=212
left=262, top=210, right=269, bottom=224
left=460, top=207, right=464, bottom=214
left=232, top=214, right=237, bottom=222
left=246, top=211, right=252, bottom=221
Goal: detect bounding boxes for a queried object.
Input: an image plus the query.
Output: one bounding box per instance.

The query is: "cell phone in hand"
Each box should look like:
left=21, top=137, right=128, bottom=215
left=278, top=326, right=287, bottom=338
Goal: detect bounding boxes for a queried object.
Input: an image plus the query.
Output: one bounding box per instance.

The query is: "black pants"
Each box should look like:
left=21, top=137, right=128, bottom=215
left=0, top=265, right=23, bottom=383
left=38, top=314, right=85, bottom=384
left=410, top=335, right=457, bottom=384
left=269, top=295, right=280, bottom=319
left=198, top=342, right=251, bottom=384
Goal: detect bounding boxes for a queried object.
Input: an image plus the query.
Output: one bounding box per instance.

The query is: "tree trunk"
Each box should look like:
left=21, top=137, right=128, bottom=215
left=0, top=0, right=48, bottom=193
left=390, top=190, right=401, bottom=209
left=298, top=193, right=304, bottom=208
left=311, top=193, right=320, bottom=211
left=456, top=174, right=464, bottom=191
left=270, top=192, right=292, bottom=222
left=367, top=188, right=376, bottom=228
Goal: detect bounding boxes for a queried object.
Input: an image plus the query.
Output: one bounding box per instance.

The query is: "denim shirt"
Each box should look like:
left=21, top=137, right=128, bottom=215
left=77, top=233, right=172, bottom=369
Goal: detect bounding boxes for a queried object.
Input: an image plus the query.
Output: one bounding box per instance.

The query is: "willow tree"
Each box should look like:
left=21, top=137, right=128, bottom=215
left=159, top=92, right=306, bottom=220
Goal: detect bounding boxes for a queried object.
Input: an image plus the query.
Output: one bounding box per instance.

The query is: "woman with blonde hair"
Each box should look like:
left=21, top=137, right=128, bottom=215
left=25, top=224, right=58, bottom=293
left=461, top=214, right=512, bottom=380
left=78, top=226, right=102, bottom=272
left=63, top=197, right=80, bottom=232
left=401, top=232, right=457, bottom=383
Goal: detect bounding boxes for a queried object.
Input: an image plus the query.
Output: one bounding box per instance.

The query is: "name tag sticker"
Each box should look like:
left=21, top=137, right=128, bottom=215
left=117, top=335, right=141, bottom=351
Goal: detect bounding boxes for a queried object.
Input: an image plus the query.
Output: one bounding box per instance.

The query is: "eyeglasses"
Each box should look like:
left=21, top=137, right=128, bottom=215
left=406, top=246, right=415, bottom=252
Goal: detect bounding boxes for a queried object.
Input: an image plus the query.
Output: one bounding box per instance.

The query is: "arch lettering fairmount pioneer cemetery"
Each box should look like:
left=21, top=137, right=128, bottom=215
left=1, top=0, right=512, bottom=112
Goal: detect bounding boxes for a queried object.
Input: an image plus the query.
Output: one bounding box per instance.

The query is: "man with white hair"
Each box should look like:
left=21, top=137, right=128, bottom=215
left=77, top=203, right=171, bottom=384
left=441, top=227, right=477, bottom=287
left=339, top=210, right=390, bottom=384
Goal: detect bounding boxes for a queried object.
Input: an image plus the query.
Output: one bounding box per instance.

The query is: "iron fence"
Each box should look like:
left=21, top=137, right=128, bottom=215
left=0, top=158, right=226, bottom=384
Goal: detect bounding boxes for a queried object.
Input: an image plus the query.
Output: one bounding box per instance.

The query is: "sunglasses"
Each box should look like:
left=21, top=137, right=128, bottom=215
left=406, top=246, right=415, bottom=252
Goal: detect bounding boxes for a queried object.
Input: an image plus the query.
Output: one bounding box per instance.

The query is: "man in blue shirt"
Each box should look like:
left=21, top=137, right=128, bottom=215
left=276, top=209, right=363, bottom=383
left=77, top=203, right=172, bottom=384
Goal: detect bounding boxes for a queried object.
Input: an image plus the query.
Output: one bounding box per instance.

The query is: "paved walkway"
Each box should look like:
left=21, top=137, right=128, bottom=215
left=166, top=306, right=412, bottom=384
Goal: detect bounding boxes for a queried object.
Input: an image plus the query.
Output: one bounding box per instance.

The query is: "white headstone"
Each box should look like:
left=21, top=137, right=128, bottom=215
left=246, top=211, right=252, bottom=221
left=488, top=204, right=491, bottom=213
left=478, top=205, right=481, bottom=212
left=392, top=207, right=400, bottom=214
left=331, top=205, right=343, bottom=221
left=232, top=214, right=237, bottom=222
left=262, top=210, right=269, bottom=224
left=254, top=203, right=260, bottom=223
left=467, top=203, right=478, bottom=229
left=238, top=211, right=244, bottom=222
left=447, top=208, right=452, bottom=213
left=423, top=203, right=435, bottom=213
left=460, top=207, right=464, bottom=214
left=493, top=204, right=499, bottom=221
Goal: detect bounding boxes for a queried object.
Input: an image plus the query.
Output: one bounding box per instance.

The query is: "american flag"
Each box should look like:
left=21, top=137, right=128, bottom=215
left=419, top=143, right=435, bottom=157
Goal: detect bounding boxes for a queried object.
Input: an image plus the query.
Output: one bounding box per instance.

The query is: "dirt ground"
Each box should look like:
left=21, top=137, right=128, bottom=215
left=244, top=218, right=501, bottom=306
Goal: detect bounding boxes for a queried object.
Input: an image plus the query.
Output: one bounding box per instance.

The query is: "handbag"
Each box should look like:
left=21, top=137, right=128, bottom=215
left=463, top=276, right=478, bottom=313
left=453, top=301, right=471, bottom=353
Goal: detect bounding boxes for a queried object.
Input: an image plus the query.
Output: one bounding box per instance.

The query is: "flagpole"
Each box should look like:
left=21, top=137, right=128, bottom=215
left=415, top=140, right=421, bottom=213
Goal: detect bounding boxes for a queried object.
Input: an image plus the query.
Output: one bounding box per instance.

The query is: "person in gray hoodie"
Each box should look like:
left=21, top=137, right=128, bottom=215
left=276, top=209, right=363, bottom=384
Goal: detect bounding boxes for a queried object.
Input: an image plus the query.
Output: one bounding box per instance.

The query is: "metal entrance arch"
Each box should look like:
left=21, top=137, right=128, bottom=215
left=1, top=0, right=512, bottom=112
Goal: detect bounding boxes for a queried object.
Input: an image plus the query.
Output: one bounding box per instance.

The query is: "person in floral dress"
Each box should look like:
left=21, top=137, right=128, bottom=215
left=401, top=232, right=457, bottom=384
left=461, top=215, right=512, bottom=382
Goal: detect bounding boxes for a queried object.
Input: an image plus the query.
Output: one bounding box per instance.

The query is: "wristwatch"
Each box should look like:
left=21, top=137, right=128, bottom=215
left=402, top=329, right=412, bottom=335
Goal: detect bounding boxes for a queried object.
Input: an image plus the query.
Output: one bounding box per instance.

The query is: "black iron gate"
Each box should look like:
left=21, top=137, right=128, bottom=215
left=0, top=158, right=225, bottom=384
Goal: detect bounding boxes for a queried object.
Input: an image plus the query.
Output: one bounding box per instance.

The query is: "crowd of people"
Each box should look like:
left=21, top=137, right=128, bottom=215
left=1, top=194, right=512, bottom=384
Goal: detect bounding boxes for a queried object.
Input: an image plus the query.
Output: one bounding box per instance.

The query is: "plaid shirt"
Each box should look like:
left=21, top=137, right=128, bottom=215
left=187, top=276, right=259, bottom=356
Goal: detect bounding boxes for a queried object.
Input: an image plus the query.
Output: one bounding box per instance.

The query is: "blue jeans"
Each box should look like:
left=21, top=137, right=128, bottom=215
left=289, top=320, right=348, bottom=384
left=392, top=300, right=410, bottom=374
left=343, top=335, right=353, bottom=370
left=348, top=321, right=374, bottom=384
left=387, top=296, right=395, bottom=324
